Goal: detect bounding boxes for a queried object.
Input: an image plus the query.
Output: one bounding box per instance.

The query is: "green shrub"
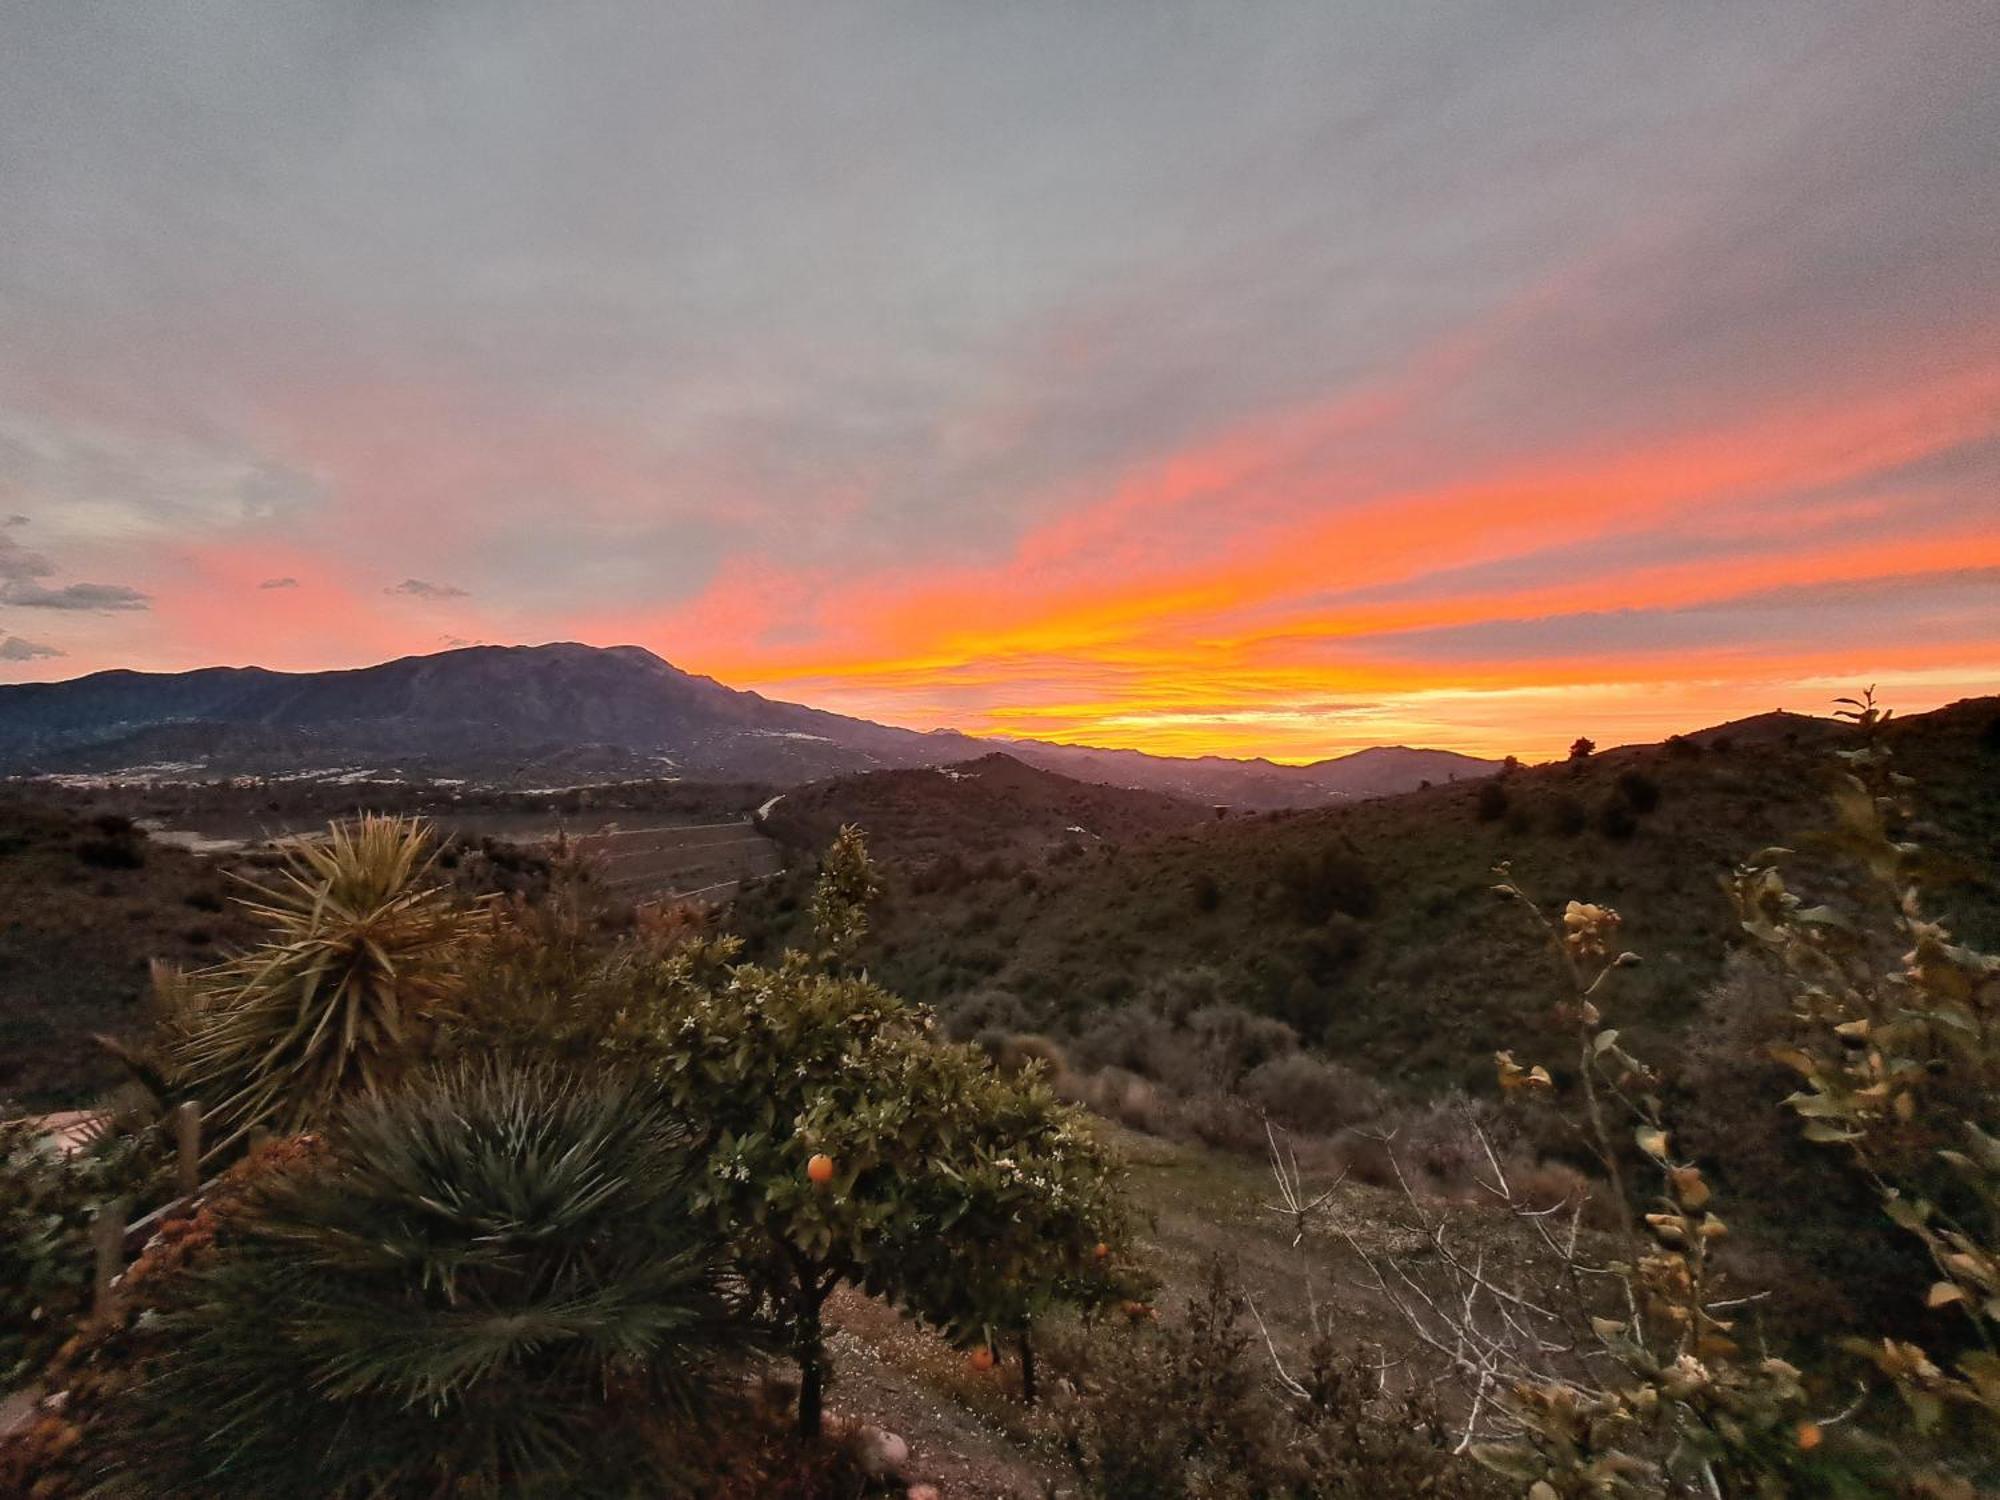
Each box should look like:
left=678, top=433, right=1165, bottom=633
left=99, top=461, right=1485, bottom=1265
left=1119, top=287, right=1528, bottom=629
left=111, top=1061, right=746, bottom=1498
left=625, top=832, right=1128, bottom=1436
left=1189, top=869, right=1222, bottom=912
left=0, top=1119, right=162, bottom=1386
left=1276, top=847, right=1378, bottom=924
left=1550, top=793, right=1588, bottom=836
left=1615, top=767, right=1662, bottom=813
left=1596, top=797, right=1638, bottom=840
left=1476, top=779, right=1509, bottom=822
left=75, top=831, right=144, bottom=869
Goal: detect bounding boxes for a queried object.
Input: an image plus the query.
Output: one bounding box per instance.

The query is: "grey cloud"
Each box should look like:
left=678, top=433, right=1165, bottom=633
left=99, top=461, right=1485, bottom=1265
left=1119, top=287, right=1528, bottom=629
left=0, top=409, right=324, bottom=545
left=0, top=533, right=53, bottom=581
left=0, top=3, right=1991, bottom=634
left=3, top=514, right=26, bottom=527
left=1, top=580, right=151, bottom=610
left=387, top=578, right=469, bottom=600
left=0, top=634, right=64, bottom=660
left=259, top=576, right=299, bottom=589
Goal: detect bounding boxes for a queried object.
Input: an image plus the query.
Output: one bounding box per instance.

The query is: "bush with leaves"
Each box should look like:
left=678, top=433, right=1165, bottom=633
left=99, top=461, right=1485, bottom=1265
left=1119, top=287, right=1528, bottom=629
left=1352, top=699, right=2000, bottom=1496
left=106, top=1061, right=747, bottom=1499
left=1732, top=690, right=2000, bottom=1443
left=159, top=815, right=478, bottom=1153
left=625, top=827, right=1128, bottom=1435
left=0, top=1118, right=162, bottom=1386
left=1476, top=880, right=1842, bottom=1496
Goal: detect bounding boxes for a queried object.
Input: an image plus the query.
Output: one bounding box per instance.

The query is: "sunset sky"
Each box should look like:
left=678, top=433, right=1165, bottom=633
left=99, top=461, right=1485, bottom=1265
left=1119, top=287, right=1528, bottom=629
left=0, top=3, right=1994, bottom=761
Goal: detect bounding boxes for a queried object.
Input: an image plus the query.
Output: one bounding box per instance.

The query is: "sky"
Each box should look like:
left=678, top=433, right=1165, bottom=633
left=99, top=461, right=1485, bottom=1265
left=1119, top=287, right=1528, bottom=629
left=0, top=2, right=1995, bottom=762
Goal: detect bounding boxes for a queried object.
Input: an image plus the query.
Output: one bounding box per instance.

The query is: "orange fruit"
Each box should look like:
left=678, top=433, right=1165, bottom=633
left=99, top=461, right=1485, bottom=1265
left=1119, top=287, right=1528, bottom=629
left=806, top=1153, right=835, bottom=1185
left=1094, top=1242, right=1110, bottom=1260
left=966, top=1346, right=995, bottom=1373
left=1796, top=1421, right=1822, bottom=1452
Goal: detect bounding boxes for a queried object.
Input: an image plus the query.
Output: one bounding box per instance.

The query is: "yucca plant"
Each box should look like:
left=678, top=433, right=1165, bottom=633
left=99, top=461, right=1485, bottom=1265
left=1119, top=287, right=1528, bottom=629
left=163, top=815, right=474, bottom=1152
left=110, top=1061, right=751, bottom=1498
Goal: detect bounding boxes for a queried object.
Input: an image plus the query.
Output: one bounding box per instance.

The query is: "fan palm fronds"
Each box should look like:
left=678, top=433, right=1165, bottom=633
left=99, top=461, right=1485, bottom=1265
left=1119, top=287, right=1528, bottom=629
left=113, top=1061, right=750, bottom=1498
left=165, top=815, right=475, bottom=1151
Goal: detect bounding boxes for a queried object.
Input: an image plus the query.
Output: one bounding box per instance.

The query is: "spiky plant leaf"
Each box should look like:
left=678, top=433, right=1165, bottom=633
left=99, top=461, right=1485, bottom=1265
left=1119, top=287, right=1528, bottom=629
left=113, top=1061, right=750, bottom=1498
left=163, top=815, right=475, bottom=1151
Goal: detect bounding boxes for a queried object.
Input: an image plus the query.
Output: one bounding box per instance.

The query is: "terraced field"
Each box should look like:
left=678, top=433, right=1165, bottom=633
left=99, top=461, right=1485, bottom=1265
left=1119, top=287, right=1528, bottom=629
left=564, top=816, right=782, bottom=904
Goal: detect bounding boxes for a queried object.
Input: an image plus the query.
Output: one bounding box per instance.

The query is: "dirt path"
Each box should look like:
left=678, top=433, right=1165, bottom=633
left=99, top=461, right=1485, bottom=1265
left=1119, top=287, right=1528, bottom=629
left=824, top=1289, right=1061, bottom=1498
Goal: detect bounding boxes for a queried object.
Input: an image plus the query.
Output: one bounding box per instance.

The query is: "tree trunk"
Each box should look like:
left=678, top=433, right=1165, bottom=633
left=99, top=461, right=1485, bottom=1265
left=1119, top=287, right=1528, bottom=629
left=796, top=1292, right=826, bottom=1438
left=1018, top=1329, right=1037, bottom=1406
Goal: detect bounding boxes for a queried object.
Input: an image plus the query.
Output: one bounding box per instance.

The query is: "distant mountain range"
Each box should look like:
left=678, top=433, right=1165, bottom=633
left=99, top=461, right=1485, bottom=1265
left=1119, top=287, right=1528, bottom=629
left=0, top=641, right=1502, bottom=808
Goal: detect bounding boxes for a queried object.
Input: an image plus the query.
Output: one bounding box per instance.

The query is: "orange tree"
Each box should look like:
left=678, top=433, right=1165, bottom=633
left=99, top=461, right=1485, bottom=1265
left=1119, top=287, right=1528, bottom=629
left=630, top=829, right=1126, bottom=1435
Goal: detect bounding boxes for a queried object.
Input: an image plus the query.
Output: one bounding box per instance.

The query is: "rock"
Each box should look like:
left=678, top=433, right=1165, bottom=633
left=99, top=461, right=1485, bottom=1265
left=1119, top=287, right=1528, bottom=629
left=907, top=1487, right=941, bottom=1500
left=855, top=1424, right=911, bottom=1479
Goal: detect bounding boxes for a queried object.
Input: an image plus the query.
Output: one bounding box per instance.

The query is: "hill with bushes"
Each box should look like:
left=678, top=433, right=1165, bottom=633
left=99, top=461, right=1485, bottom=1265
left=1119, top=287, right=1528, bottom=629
left=759, top=751, right=1215, bottom=865
left=732, top=696, right=2000, bottom=1094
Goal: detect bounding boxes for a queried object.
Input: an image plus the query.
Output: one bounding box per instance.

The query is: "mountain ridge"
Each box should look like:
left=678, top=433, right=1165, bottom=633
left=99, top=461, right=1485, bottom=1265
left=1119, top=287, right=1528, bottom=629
left=0, top=640, right=1503, bottom=807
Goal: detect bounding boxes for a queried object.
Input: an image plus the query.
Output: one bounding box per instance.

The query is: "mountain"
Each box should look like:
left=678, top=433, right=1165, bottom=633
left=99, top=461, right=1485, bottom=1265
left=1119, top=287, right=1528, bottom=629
left=0, top=643, right=987, bottom=785
left=0, top=641, right=1499, bottom=805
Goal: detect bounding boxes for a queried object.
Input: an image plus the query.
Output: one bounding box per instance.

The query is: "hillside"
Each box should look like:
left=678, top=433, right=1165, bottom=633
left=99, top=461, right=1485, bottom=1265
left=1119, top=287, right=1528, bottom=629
left=732, top=696, right=2000, bottom=1092
left=0, top=797, right=264, bottom=1105
left=995, top=740, right=1502, bottom=809
left=759, top=752, right=1215, bottom=866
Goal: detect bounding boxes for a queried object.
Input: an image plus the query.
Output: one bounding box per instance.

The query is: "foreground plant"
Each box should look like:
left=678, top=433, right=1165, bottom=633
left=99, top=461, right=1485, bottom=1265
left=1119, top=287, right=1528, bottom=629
left=161, top=815, right=476, bottom=1150
left=0, top=1117, right=161, bottom=1386
left=1732, top=690, right=2000, bottom=1441
left=627, top=826, right=1128, bottom=1436
left=1063, top=1257, right=1503, bottom=1499
left=1336, top=696, right=1998, bottom=1496
left=107, top=1061, right=746, bottom=1498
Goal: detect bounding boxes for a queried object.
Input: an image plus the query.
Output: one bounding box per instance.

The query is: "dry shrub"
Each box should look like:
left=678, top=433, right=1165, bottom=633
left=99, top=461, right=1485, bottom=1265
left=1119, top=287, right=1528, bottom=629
left=1329, top=1129, right=1400, bottom=1188
left=1060, top=1067, right=1167, bottom=1135
left=1239, top=1052, right=1388, bottom=1134
left=1055, top=1257, right=1502, bottom=1500
left=1179, top=1089, right=1272, bottom=1154
left=975, top=1030, right=1069, bottom=1079
left=1507, top=1158, right=1591, bottom=1215
left=1382, top=1089, right=1521, bottom=1196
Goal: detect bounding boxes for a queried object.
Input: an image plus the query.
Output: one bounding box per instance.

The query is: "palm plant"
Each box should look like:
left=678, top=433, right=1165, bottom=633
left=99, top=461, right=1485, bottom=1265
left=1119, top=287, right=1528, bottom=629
left=113, top=1061, right=750, bottom=1498
left=163, top=815, right=473, bottom=1151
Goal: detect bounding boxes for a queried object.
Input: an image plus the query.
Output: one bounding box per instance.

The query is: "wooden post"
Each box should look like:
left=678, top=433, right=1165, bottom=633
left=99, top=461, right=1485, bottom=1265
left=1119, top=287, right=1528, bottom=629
left=173, top=1101, right=202, bottom=1198
left=91, top=1197, right=132, bottom=1325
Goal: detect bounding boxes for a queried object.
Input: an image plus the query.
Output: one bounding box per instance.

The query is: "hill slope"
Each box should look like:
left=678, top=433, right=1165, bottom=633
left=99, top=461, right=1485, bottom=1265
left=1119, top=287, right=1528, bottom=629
left=732, top=696, right=2000, bottom=1091
left=760, top=752, right=1215, bottom=866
